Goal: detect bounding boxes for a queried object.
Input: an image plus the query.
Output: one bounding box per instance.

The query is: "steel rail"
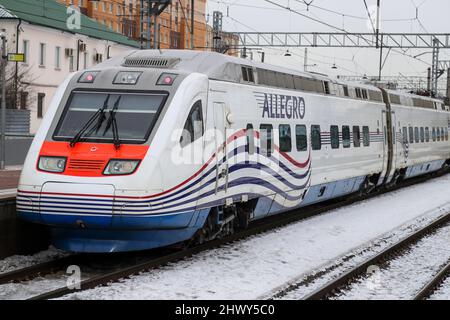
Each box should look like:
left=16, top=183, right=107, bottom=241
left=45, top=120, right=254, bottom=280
left=413, top=260, right=450, bottom=300
left=0, top=255, right=80, bottom=285
left=302, top=212, right=450, bottom=300
left=21, top=170, right=450, bottom=300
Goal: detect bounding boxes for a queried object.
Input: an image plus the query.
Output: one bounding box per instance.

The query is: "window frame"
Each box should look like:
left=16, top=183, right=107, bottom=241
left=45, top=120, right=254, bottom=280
left=330, top=125, right=339, bottom=149
left=295, top=125, right=307, bottom=152
left=260, top=124, right=274, bottom=157
left=363, top=126, right=370, bottom=147
left=279, top=124, right=292, bottom=152
left=180, top=100, right=204, bottom=148
left=342, top=125, right=351, bottom=148
left=353, top=126, right=361, bottom=148
left=311, top=125, right=322, bottom=151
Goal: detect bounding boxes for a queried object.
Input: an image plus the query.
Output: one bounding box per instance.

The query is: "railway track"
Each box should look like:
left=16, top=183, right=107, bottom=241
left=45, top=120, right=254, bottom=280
left=1, top=170, right=448, bottom=300
left=300, top=212, right=450, bottom=300
left=414, top=260, right=450, bottom=300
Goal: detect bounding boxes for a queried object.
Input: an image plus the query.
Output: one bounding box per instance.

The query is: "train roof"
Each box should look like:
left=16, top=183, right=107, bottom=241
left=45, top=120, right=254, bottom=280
left=98, top=50, right=447, bottom=111
left=101, top=49, right=329, bottom=82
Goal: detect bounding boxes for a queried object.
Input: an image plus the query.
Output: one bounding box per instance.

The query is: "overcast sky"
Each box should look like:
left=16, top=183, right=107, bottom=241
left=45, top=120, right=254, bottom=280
left=205, top=0, right=450, bottom=85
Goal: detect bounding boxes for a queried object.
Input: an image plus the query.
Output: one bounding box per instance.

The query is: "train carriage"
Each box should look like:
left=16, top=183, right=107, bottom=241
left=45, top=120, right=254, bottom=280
left=16, top=50, right=450, bottom=253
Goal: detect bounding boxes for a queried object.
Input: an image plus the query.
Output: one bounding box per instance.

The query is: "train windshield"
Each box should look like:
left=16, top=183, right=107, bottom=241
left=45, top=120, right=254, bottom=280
left=53, top=91, right=167, bottom=144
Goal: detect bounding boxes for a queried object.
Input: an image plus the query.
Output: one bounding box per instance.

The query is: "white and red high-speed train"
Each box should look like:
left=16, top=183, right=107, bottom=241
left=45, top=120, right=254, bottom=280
left=17, top=50, right=450, bottom=252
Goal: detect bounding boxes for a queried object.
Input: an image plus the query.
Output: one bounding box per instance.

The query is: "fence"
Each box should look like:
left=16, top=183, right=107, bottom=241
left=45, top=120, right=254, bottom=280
left=4, top=109, right=31, bottom=135
left=1, top=109, right=33, bottom=166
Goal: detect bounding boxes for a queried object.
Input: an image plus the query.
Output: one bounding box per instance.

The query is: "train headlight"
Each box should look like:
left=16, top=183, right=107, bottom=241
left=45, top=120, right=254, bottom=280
left=38, top=156, right=67, bottom=173
left=103, top=159, right=140, bottom=175
left=113, top=71, right=142, bottom=85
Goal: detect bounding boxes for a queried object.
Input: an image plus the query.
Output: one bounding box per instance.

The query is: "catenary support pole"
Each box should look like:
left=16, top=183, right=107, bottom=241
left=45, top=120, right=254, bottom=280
left=0, top=34, right=7, bottom=170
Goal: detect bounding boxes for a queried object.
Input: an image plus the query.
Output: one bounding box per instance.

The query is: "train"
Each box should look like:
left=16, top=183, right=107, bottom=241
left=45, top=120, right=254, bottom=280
left=16, top=50, right=450, bottom=253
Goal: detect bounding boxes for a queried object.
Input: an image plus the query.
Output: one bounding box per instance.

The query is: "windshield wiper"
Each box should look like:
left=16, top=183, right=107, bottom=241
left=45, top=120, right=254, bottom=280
left=69, top=95, right=110, bottom=148
left=103, top=96, right=122, bottom=149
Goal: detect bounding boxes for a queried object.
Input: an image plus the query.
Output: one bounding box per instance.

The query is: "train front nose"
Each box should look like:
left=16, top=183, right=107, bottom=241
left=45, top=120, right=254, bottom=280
left=38, top=182, right=116, bottom=229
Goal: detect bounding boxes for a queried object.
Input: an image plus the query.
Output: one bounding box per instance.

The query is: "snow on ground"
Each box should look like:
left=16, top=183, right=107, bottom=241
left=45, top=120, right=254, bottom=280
left=430, top=275, right=450, bottom=299
left=333, top=223, right=450, bottom=300
left=0, top=247, right=67, bottom=275
left=54, top=174, right=450, bottom=300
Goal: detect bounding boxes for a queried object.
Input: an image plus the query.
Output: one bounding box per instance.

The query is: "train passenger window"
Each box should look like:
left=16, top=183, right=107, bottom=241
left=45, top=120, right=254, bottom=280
left=241, top=66, right=254, bottom=83
left=402, top=127, right=408, bottom=144
left=311, top=125, right=322, bottom=150
left=342, top=126, right=350, bottom=148
left=330, top=125, right=339, bottom=149
left=355, top=88, right=362, bottom=99
left=420, top=127, right=425, bottom=142
left=343, top=86, right=349, bottom=97
left=446, top=128, right=449, bottom=141
left=260, top=124, right=274, bottom=157
left=353, top=126, right=361, bottom=147
left=414, top=127, right=419, bottom=143
left=363, top=126, right=370, bottom=147
left=441, top=128, right=445, bottom=141
left=279, top=125, right=292, bottom=152
left=246, top=124, right=255, bottom=155
left=296, top=125, right=307, bottom=152
left=432, top=127, right=436, bottom=141
left=323, top=81, right=330, bottom=94
left=180, top=100, right=204, bottom=148
left=242, top=67, right=249, bottom=82
left=361, top=90, right=368, bottom=100
left=437, top=128, right=441, bottom=141
left=409, top=127, right=414, bottom=144
left=425, top=127, right=430, bottom=142
left=392, top=126, right=396, bottom=144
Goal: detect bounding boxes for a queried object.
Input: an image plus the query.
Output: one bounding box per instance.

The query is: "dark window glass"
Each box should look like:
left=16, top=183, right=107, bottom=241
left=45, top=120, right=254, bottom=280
left=409, top=126, right=414, bottom=144
left=296, top=125, right=307, bottom=152
left=402, top=127, right=408, bottom=144
left=361, top=89, right=368, bottom=99
left=20, top=92, right=28, bottom=110
left=260, top=124, right=274, bottom=157
left=279, top=124, right=292, bottom=152
left=355, top=88, right=362, bottom=99
left=446, top=128, right=449, bottom=141
left=242, top=66, right=248, bottom=82
left=247, top=68, right=254, bottom=83
left=54, top=92, right=167, bottom=144
left=37, top=93, right=45, bottom=118
left=420, top=127, right=425, bottom=142
left=414, top=127, right=419, bottom=143
left=246, top=124, right=255, bottom=155
left=393, top=126, right=396, bottom=144
left=441, top=128, right=445, bottom=141
left=342, top=125, right=350, bottom=148
left=437, top=128, right=441, bottom=141
left=343, top=85, right=349, bottom=97
left=180, top=100, right=204, bottom=147
left=432, top=127, right=436, bottom=141
left=330, top=125, right=339, bottom=149
left=311, top=125, right=321, bottom=150
left=323, top=81, right=330, bottom=94
left=425, top=127, right=430, bottom=142
left=363, top=126, right=370, bottom=146
left=353, top=126, right=361, bottom=147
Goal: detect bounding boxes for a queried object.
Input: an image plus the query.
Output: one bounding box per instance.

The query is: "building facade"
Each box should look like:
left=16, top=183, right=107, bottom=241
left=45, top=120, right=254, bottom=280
left=57, top=0, right=237, bottom=54
left=0, top=0, right=139, bottom=133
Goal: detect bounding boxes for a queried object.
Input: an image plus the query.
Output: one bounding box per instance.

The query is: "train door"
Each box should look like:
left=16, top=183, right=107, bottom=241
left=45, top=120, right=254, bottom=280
left=213, top=102, right=229, bottom=195
left=388, top=111, right=398, bottom=183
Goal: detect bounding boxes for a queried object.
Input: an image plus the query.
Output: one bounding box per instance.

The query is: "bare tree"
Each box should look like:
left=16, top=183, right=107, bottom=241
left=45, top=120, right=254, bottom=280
left=4, top=63, right=36, bottom=110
